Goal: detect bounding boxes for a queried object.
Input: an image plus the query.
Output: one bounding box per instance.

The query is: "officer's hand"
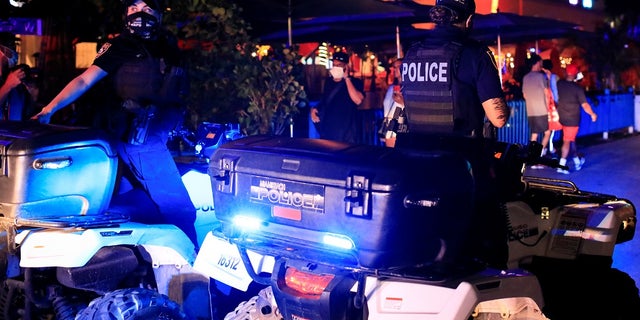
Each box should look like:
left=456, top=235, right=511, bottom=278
left=310, top=108, right=320, bottom=123
left=31, top=106, right=54, bottom=124
left=590, top=113, right=597, bottom=122
left=392, top=92, right=404, bottom=105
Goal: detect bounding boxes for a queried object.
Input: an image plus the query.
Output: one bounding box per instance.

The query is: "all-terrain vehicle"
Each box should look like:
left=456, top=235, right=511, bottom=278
left=195, top=134, right=638, bottom=320
left=0, top=120, right=201, bottom=320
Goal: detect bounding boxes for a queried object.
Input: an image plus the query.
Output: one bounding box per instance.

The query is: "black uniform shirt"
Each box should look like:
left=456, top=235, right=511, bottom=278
left=93, top=32, right=183, bottom=108
left=88, top=33, right=184, bottom=138
left=93, top=33, right=178, bottom=75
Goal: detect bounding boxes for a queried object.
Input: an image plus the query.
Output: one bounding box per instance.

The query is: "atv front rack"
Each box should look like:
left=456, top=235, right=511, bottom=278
left=524, top=176, right=579, bottom=193
left=11, top=211, right=129, bottom=229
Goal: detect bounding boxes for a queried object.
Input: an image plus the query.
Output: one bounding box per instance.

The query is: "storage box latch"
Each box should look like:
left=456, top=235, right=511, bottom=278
left=345, top=174, right=371, bottom=218
left=210, top=156, right=236, bottom=194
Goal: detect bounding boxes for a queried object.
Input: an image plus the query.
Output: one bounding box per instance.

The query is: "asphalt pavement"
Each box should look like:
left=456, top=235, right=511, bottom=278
left=522, top=131, right=640, bottom=288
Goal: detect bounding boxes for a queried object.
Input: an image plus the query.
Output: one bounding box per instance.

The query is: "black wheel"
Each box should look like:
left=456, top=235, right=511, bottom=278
left=531, top=257, right=640, bottom=320
left=0, top=279, right=27, bottom=320
left=0, top=279, right=51, bottom=320
left=76, top=288, right=188, bottom=320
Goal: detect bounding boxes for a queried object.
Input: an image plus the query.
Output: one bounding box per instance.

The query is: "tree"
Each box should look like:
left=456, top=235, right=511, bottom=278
left=582, top=0, right=640, bottom=90
left=235, top=45, right=307, bottom=135
left=167, top=0, right=307, bottom=135
left=11, top=0, right=308, bottom=136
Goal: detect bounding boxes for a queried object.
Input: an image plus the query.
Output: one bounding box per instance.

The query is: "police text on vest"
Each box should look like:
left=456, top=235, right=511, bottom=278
left=402, top=62, right=448, bottom=83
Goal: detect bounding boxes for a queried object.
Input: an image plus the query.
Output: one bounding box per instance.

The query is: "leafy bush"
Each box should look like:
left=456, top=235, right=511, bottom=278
left=235, top=45, right=307, bottom=135
left=168, top=0, right=307, bottom=136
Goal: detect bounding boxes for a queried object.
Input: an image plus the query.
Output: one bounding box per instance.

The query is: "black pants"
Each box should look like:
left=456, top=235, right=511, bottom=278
left=395, top=133, right=509, bottom=268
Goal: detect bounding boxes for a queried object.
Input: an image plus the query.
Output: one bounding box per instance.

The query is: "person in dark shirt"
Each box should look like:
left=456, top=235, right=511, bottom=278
left=32, top=0, right=198, bottom=247
left=310, top=51, right=364, bottom=143
left=555, top=64, right=597, bottom=174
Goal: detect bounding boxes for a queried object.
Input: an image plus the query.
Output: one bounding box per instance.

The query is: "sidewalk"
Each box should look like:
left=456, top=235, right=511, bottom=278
left=523, top=131, right=640, bottom=288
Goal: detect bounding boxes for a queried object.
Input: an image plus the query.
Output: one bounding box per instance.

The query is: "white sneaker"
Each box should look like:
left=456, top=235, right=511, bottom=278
left=574, top=157, right=586, bottom=171
left=557, top=168, right=570, bottom=174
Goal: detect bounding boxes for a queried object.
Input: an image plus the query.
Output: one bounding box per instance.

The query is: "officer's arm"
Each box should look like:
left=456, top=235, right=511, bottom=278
left=482, top=97, right=510, bottom=128
left=32, top=65, right=108, bottom=123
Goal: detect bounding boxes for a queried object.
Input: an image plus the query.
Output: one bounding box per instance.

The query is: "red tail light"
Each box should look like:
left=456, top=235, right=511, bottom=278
left=284, top=267, right=334, bottom=296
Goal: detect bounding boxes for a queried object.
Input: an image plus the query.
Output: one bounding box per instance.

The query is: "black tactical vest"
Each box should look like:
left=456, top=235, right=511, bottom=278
left=113, top=45, right=187, bottom=109
left=401, top=41, right=463, bottom=134
left=114, top=50, right=164, bottom=106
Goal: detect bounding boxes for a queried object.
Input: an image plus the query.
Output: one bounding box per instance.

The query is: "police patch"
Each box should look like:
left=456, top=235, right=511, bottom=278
left=95, top=43, right=111, bottom=59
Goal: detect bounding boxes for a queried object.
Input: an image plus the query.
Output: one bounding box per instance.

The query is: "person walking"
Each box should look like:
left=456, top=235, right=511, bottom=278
left=32, top=0, right=198, bottom=247
left=310, top=51, right=364, bottom=143
left=542, top=59, right=562, bottom=156
left=397, top=0, right=511, bottom=269
left=522, top=53, right=552, bottom=167
left=555, top=64, right=597, bottom=174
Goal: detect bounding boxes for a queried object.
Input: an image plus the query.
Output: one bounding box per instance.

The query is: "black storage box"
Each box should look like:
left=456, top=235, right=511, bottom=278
left=210, top=136, right=476, bottom=269
left=0, top=121, right=118, bottom=224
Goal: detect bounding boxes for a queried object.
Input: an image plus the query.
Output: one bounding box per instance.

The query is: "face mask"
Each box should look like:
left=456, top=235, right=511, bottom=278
left=330, top=66, right=344, bottom=79
left=125, top=11, right=160, bottom=40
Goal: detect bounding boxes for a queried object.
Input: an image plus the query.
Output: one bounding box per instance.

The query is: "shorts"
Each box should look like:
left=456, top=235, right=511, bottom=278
left=562, top=126, right=579, bottom=142
left=528, top=115, right=549, bottom=133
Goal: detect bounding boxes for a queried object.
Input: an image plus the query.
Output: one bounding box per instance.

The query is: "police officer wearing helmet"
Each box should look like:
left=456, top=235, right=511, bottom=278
left=397, top=0, right=511, bottom=269
left=32, top=0, right=198, bottom=247
left=400, top=0, right=509, bottom=138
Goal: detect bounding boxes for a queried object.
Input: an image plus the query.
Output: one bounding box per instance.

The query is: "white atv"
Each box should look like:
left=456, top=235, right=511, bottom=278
left=193, top=135, right=639, bottom=320
left=0, top=120, right=200, bottom=320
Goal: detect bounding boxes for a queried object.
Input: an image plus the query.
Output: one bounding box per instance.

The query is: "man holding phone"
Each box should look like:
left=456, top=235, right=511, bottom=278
left=310, top=51, right=365, bottom=143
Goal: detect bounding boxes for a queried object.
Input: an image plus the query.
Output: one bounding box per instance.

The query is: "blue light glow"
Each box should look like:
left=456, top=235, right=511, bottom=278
left=322, top=233, right=355, bottom=250
left=232, top=215, right=262, bottom=231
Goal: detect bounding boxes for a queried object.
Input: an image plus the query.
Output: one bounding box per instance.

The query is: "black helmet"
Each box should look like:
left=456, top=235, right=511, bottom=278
left=431, top=0, right=476, bottom=23
left=122, top=0, right=166, bottom=12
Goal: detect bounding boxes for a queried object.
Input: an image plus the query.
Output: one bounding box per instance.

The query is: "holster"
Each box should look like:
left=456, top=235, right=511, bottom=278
left=123, top=99, right=156, bottom=145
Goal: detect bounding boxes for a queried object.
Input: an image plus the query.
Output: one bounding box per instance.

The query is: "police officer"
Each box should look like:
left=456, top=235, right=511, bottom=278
left=398, top=0, right=512, bottom=269
left=400, top=0, right=509, bottom=137
left=32, top=0, right=198, bottom=247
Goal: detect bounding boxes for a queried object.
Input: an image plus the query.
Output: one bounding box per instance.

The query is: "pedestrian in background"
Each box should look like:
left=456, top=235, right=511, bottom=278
left=310, top=51, right=364, bottom=143
left=32, top=0, right=198, bottom=247
left=522, top=53, right=551, bottom=167
left=0, top=33, right=36, bottom=121
left=379, top=58, right=406, bottom=147
left=555, top=64, right=597, bottom=174
left=542, top=59, right=561, bottom=157
left=0, top=64, right=41, bottom=121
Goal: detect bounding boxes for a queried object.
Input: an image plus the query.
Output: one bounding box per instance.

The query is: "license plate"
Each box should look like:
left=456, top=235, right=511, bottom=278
left=194, top=232, right=274, bottom=291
